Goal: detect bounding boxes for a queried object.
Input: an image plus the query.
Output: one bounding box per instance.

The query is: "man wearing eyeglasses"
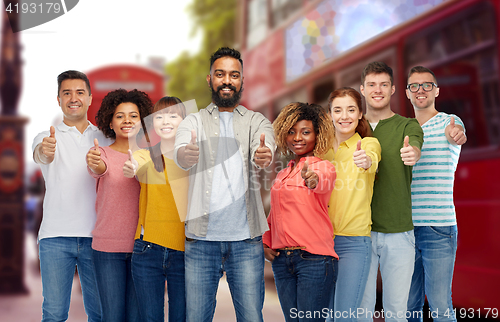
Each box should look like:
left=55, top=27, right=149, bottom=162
left=406, top=66, right=466, bottom=322
left=358, top=61, right=424, bottom=322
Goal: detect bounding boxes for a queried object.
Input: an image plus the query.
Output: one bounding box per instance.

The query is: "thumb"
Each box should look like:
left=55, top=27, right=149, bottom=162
left=259, top=133, right=266, bottom=148
left=128, top=149, right=134, bottom=162
left=94, top=138, right=99, bottom=151
left=190, top=130, right=197, bottom=145
left=356, top=140, right=362, bottom=151
left=449, top=116, right=455, bottom=128
left=49, top=126, right=55, bottom=138
left=404, top=135, right=410, bottom=148
left=301, top=161, right=309, bottom=178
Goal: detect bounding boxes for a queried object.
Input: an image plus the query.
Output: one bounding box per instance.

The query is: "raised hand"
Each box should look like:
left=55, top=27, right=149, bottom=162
left=301, top=161, right=319, bottom=189
left=86, top=138, right=102, bottom=172
left=400, top=135, right=418, bottom=166
left=41, top=126, right=57, bottom=158
left=254, top=133, right=272, bottom=168
left=185, top=130, right=200, bottom=167
left=353, top=140, right=372, bottom=170
left=447, top=117, right=467, bottom=145
left=123, top=149, right=139, bottom=178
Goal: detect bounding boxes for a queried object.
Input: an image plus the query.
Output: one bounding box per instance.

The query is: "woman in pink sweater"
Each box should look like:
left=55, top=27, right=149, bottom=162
left=86, top=89, right=152, bottom=322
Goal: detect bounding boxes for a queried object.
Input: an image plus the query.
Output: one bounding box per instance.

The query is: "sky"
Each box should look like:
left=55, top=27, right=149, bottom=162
left=6, top=0, right=201, bottom=173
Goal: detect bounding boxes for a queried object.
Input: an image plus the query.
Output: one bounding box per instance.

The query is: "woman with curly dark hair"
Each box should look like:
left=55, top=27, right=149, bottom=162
left=262, top=102, right=338, bottom=322
left=123, top=96, right=188, bottom=321
left=85, top=88, right=152, bottom=322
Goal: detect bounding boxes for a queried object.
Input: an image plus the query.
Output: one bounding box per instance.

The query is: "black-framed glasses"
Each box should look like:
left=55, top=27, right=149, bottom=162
left=407, top=82, right=437, bottom=92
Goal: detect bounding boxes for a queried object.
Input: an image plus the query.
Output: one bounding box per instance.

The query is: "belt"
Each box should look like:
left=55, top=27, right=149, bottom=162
left=277, top=246, right=306, bottom=251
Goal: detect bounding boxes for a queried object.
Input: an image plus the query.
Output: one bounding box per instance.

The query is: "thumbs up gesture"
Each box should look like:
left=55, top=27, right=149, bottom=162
left=86, top=138, right=103, bottom=173
left=400, top=136, right=418, bottom=166
left=301, top=161, right=319, bottom=189
left=446, top=117, right=467, bottom=145
left=185, top=130, right=200, bottom=167
left=123, top=149, right=139, bottom=178
left=254, top=133, right=272, bottom=168
left=353, top=140, right=372, bottom=170
left=41, top=126, right=57, bottom=158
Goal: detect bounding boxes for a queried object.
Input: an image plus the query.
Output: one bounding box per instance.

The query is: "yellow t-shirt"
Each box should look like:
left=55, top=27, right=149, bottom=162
left=133, top=148, right=189, bottom=251
left=324, top=133, right=381, bottom=237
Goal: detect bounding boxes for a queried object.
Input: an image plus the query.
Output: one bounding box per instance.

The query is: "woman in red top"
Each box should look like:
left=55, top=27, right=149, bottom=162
left=263, top=102, right=337, bottom=322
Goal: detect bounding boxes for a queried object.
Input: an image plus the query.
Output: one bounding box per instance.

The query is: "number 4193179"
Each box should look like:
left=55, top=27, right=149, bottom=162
left=445, top=308, right=498, bottom=319
left=5, top=2, right=62, bottom=14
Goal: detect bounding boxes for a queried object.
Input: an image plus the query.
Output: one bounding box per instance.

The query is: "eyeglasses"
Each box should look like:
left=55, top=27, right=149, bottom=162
left=407, top=82, right=437, bottom=92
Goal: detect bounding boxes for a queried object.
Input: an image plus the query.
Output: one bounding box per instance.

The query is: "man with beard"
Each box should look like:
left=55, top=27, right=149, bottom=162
left=175, top=47, right=275, bottom=322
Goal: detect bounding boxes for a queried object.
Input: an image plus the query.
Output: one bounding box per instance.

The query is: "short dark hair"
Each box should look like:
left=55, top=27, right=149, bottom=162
left=361, top=62, right=393, bottom=85
left=95, top=89, right=153, bottom=139
left=209, top=47, right=243, bottom=71
left=57, top=70, right=91, bottom=96
left=408, top=66, right=438, bottom=84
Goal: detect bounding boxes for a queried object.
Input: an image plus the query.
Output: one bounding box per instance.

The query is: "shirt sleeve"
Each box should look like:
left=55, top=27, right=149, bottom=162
left=310, top=160, right=336, bottom=194
left=363, top=137, right=381, bottom=174
left=405, top=118, right=424, bottom=150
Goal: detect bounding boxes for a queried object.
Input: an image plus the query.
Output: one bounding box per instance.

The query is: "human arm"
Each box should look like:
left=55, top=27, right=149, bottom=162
left=250, top=113, right=276, bottom=169
left=400, top=119, right=424, bottom=166
left=174, top=115, right=200, bottom=170
left=304, top=159, right=336, bottom=193
left=123, top=150, right=139, bottom=178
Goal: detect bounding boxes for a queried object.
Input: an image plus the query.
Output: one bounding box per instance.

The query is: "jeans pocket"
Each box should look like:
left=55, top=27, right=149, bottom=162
left=403, top=230, right=416, bottom=248
left=185, top=237, right=198, bottom=244
left=429, top=225, right=455, bottom=238
left=300, top=251, right=327, bottom=261
left=243, top=235, right=263, bottom=244
left=133, top=239, right=151, bottom=254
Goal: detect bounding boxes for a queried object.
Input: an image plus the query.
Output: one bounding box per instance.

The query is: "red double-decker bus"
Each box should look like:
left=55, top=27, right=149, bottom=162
left=239, top=0, right=500, bottom=313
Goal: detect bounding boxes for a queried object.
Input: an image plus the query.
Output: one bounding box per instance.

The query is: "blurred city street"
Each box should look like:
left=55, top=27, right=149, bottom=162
left=0, top=232, right=285, bottom=322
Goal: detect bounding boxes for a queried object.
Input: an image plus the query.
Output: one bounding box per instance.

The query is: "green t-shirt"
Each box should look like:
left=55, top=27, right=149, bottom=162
left=371, top=114, right=424, bottom=233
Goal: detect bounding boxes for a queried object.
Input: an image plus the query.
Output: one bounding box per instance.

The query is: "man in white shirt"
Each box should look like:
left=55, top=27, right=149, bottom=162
left=33, top=70, right=109, bottom=322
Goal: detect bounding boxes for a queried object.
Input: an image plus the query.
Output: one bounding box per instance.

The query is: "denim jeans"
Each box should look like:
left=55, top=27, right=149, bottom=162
left=39, top=237, right=101, bottom=322
left=326, top=236, right=371, bottom=322
left=92, top=250, right=141, bottom=322
left=358, top=231, right=415, bottom=322
left=407, top=225, right=458, bottom=322
left=184, top=236, right=265, bottom=322
left=272, top=249, right=337, bottom=322
left=131, top=239, right=185, bottom=322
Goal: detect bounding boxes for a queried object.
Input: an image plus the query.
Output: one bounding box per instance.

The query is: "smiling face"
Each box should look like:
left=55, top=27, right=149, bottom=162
left=406, top=72, right=439, bottom=110
left=360, top=72, right=395, bottom=110
left=207, top=56, right=244, bottom=109
left=110, top=102, right=140, bottom=140
left=57, top=79, right=92, bottom=125
left=153, top=112, right=183, bottom=141
left=330, top=95, right=362, bottom=140
left=286, top=119, right=317, bottom=160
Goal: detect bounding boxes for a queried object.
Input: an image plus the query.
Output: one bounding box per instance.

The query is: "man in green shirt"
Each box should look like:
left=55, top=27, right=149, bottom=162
left=358, top=62, right=424, bottom=322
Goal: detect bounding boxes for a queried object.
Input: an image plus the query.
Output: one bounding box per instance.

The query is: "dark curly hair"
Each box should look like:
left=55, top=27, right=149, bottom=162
left=95, top=89, right=153, bottom=139
left=273, top=102, right=334, bottom=157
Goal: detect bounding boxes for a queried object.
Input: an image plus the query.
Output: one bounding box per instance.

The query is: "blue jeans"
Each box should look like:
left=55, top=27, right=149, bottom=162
left=92, top=250, right=141, bottom=322
left=185, top=236, right=265, bottom=322
left=39, top=237, right=101, bottom=322
left=326, top=236, right=371, bottom=322
left=359, top=231, right=415, bottom=322
left=131, top=239, right=185, bottom=322
left=272, top=249, right=337, bottom=322
left=407, top=225, right=458, bottom=322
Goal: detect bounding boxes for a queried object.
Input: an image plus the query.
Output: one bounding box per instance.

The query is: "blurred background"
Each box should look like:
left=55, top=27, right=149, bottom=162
left=0, top=0, right=499, bottom=320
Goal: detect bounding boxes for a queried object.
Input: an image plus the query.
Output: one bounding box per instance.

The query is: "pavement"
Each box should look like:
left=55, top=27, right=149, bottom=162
left=0, top=232, right=285, bottom=322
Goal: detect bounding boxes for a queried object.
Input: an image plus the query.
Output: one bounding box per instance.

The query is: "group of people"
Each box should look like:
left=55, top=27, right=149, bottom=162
left=33, top=47, right=466, bottom=322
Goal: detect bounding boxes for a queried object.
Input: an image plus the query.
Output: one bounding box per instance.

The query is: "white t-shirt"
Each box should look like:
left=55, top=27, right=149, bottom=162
left=32, top=121, right=111, bottom=241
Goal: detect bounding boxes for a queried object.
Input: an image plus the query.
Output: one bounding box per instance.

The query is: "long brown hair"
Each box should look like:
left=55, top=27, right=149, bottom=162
left=328, top=87, right=372, bottom=138
left=142, top=96, right=186, bottom=172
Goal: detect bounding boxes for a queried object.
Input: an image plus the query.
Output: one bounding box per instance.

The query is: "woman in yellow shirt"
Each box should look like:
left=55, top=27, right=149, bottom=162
left=123, top=96, right=188, bottom=321
left=325, top=87, right=381, bottom=321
